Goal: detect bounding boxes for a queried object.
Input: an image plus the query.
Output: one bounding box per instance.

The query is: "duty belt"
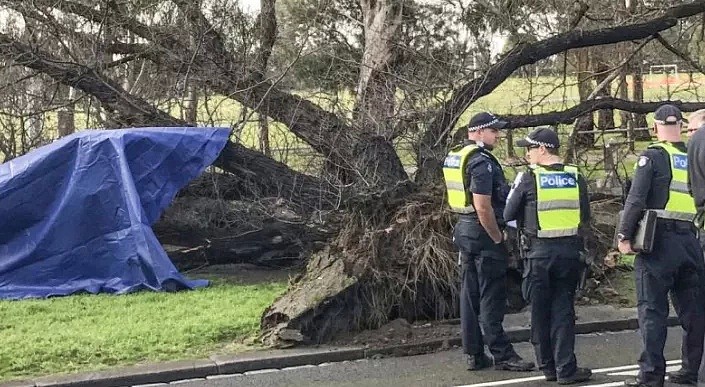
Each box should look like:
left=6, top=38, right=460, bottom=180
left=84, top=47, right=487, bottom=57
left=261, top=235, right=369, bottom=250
left=650, top=209, right=695, bottom=222
left=453, top=205, right=476, bottom=214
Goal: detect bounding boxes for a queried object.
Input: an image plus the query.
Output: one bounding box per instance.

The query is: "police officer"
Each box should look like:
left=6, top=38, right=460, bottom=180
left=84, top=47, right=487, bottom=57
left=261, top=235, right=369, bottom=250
left=503, top=126, right=592, bottom=385
left=617, top=104, right=705, bottom=387
left=686, top=109, right=705, bottom=387
left=443, top=112, right=534, bottom=372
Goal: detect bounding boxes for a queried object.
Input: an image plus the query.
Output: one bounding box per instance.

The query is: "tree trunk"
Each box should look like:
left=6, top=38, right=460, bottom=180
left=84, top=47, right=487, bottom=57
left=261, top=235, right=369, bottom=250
left=617, top=69, right=631, bottom=130
left=574, top=49, right=594, bottom=148
left=355, top=0, right=402, bottom=139
left=631, top=62, right=650, bottom=140
left=25, top=77, right=44, bottom=146
left=594, top=59, right=615, bottom=130
left=627, top=0, right=650, bottom=141
left=96, top=7, right=116, bottom=128
left=261, top=190, right=459, bottom=345
left=255, top=0, right=276, bottom=158
left=183, top=83, right=198, bottom=125
left=259, top=115, right=271, bottom=156
left=57, top=85, right=75, bottom=137
left=158, top=219, right=333, bottom=270
left=341, top=0, right=408, bottom=188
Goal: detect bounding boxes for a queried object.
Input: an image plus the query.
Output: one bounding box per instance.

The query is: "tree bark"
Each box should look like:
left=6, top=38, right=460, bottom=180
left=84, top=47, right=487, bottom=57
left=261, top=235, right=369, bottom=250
left=631, top=62, right=650, bottom=140
left=57, top=85, right=75, bottom=137
left=355, top=0, right=403, bottom=139
left=183, top=83, right=198, bottom=125
left=574, top=49, right=594, bottom=149
left=256, top=0, right=277, bottom=157
left=594, top=58, right=615, bottom=130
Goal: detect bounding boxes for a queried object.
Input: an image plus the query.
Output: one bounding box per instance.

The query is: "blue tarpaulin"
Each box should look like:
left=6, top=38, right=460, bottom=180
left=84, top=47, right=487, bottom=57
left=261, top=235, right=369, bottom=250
left=0, top=127, right=231, bottom=299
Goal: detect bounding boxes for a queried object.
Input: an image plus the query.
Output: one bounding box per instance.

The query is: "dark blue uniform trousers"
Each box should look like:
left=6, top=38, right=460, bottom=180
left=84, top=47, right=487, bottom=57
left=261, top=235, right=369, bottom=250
left=692, top=230, right=705, bottom=387
left=522, top=239, right=582, bottom=380
left=636, top=226, right=705, bottom=387
left=454, top=218, right=517, bottom=362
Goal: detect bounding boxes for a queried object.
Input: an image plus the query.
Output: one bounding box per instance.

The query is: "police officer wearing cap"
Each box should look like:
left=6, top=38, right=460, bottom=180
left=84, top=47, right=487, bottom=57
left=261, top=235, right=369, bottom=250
left=503, top=126, right=593, bottom=385
left=443, top=112, right=534, bottom=372
left=617, top=104, right=705, bottom=387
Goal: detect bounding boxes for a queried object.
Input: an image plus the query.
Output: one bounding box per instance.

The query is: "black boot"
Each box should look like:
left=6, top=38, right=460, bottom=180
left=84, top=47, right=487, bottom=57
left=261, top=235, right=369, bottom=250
left=494, top=355, right=535, bottom=372
left=557, top=367, right=592, bottom=385
left=667, top=368, right=697, bottom=385
left=466, top=353, right=492, bottom=371
left=623, top=379, right=660, bottom=387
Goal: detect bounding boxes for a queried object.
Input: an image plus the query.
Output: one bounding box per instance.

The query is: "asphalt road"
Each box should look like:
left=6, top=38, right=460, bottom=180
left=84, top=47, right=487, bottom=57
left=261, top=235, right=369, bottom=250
left=145, top=327, right=687, bottom=387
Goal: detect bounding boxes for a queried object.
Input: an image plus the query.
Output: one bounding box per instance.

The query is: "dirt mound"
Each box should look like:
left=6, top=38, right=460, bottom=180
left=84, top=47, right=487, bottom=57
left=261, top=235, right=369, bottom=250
left=332, top=318, right=460, bottom=349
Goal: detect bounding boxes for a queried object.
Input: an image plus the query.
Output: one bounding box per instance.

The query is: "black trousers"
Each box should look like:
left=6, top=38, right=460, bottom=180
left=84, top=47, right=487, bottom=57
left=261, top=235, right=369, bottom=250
left=454, top=218, right=517, bottom=362
left=635, top=226, right=705, bottom=387
left=522, top=238, right=582, bottom=379
left=695, top=231, right=705, bottom=386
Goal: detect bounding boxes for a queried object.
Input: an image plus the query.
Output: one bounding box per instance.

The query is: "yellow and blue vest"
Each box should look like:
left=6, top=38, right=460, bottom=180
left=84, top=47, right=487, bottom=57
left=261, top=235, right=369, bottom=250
left=532, top=165, right=580, bottom=238
left=646, top=142, right=696, bottom=221
left=443, top=144, right=499, bottom=213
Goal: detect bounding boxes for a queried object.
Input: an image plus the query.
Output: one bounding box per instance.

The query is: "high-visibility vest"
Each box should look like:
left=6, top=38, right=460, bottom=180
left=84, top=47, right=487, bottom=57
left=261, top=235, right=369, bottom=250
left=533, top=165, right=580, bottom=238
left=646, top=142, right=696, bottom=221
left=442, top=144, right=499, bottom=213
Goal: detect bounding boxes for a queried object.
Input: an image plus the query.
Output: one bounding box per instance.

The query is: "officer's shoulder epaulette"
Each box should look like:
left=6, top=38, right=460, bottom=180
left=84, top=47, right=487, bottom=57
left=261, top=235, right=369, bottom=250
left=467, top=151, right=489, bottom=167
left=641, top=147, right=665, bottom=158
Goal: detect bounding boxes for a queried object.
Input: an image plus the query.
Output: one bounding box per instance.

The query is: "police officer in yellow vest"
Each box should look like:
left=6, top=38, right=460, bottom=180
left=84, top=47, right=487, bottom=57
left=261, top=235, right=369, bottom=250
left=617, top=105, right=705, bottom=387
left=443, top=112, right=534, bottom=372
left=504, top=126, right=592, bottom=385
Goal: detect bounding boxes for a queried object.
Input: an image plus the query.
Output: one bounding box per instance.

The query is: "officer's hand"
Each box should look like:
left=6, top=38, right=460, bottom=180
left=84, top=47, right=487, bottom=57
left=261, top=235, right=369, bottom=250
left=492, top=233, right=504, bottom=244
left=617, top=240, right=634, bottom=254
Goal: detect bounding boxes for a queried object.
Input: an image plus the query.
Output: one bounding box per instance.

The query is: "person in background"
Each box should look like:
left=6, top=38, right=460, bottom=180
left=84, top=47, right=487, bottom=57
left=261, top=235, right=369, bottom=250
left=686, top=109, right=705, bottom=387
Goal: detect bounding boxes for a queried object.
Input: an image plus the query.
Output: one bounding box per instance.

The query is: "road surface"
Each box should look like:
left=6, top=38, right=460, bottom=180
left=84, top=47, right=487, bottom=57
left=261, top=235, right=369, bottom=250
left=139, top=327, right=688, bottom=387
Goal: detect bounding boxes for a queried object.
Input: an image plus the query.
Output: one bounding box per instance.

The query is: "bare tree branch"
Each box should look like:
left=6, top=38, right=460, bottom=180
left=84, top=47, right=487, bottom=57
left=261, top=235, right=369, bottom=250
left=415, top=0, right=705, bottom=185
left=655, top=33, right=705, bottom=75
left=504, top=97, right=705, bottom=128
left=0, top=33, right=181, bottom=127
left=0, top=32, right=336, bottom=210
left=586, top=38, right=652, bottom=100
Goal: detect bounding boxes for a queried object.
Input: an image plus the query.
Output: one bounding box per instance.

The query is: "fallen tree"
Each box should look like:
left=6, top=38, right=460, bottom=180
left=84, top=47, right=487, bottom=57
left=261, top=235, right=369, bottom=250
left=2, top=0, right=705, bottom=346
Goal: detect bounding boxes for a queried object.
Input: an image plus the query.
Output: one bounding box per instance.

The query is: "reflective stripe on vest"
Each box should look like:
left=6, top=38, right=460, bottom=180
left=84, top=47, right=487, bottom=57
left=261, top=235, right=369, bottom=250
left=534, top=165, right=580, bottom=238
left=442, top=144, right=499, bottom=214
left=645, top=142, right=696, bottom=221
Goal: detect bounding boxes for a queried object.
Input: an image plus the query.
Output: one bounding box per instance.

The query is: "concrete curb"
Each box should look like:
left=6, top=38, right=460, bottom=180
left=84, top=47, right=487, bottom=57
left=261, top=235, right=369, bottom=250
left=2, top=314, right=679, bottom=387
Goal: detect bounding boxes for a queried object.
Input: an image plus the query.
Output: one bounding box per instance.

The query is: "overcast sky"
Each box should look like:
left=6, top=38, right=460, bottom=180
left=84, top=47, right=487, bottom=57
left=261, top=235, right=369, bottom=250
left=240, top=0, right=259, bottom=13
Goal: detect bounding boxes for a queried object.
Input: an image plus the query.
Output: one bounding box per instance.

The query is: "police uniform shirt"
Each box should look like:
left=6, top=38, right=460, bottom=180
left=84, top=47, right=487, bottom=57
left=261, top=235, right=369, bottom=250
left=503, top=163, right=590, bottom=237
left=618, top=142, right=686, bottom=239
left=688, top=125, right=705, bottom=210
left=464, top=140, right=510, bottom=224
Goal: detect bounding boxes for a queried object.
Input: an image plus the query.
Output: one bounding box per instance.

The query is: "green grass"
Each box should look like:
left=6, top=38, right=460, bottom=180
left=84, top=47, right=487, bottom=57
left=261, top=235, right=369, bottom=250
left=604, top=268, right=637, bottom=308
left=0, top=280, right=287, bottom=381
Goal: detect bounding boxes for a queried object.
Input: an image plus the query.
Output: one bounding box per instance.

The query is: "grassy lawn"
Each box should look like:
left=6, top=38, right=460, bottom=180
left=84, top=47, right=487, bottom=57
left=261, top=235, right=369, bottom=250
left=0, top=280, right=287, bottom=382
left=603, top=268, right=637, bottom=308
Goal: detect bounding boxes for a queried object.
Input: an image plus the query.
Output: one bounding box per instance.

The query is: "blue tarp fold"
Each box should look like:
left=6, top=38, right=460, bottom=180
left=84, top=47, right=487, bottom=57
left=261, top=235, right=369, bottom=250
left=0, top=127, right=231, bottom=299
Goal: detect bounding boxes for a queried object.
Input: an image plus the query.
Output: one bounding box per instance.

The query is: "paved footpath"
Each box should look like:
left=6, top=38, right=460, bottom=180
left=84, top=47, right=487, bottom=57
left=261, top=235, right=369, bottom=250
left=157, top=327, right=686, bottom=387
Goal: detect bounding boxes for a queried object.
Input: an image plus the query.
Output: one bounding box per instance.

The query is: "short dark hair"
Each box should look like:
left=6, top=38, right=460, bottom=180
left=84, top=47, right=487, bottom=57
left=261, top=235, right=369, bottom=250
left=545, top=147, right=560, bottom=155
